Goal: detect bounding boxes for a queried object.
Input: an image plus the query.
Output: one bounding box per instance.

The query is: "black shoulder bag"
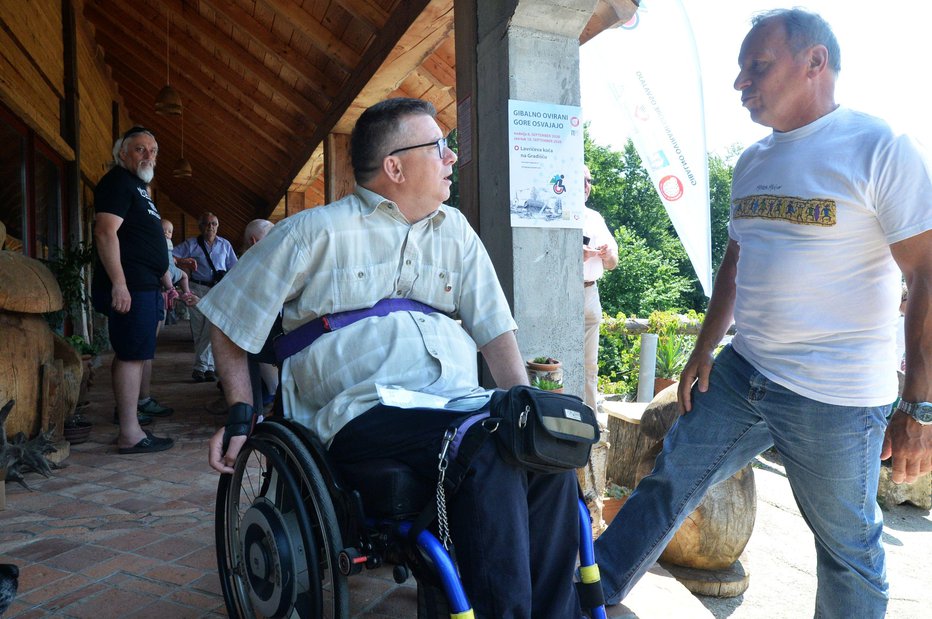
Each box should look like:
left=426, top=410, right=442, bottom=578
left=196, top=235, right=226, bottom=284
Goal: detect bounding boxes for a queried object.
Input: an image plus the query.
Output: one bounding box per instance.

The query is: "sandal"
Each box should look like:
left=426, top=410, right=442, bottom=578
left=118, top=430, right=174, bottom=454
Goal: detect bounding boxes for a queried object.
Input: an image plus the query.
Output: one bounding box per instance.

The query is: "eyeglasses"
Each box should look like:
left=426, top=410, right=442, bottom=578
left=584, top=177, right=593, bottom=185
left=388, top=137, right=448, bottom=159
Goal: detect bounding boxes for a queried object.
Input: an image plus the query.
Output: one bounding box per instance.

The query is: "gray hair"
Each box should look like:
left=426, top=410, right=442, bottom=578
left=751, top=8, right=841, bottom=73
left=243, top=219, right=274, bottom=245
left=112, top=127, right=157, bottom=168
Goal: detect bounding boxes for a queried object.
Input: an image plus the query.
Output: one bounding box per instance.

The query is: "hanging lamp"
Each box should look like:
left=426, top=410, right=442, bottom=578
left=173, top=111, right=192, bottom=178
left=155, top=12, right=182, bottom=115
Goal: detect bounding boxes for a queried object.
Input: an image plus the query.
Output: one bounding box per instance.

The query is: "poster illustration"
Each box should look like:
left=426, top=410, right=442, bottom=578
left=508, top=99, right=585, bottom=228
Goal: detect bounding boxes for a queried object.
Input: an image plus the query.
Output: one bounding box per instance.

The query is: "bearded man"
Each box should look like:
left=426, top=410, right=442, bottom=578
left=92, top=126, right=175, bottom=454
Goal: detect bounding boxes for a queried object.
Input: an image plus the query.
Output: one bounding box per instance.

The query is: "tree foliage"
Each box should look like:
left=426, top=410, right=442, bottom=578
left=584, top=126, right=734, bottom=315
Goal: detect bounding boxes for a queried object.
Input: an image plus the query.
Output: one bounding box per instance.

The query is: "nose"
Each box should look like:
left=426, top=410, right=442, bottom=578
left=443, top=145, right=457, bottom=165
left=734, top=69, right=750, bottom=91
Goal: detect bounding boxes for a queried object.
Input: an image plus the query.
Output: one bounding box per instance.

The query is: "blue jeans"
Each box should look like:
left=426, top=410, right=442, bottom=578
left=595, top=346, right=889, bottom=619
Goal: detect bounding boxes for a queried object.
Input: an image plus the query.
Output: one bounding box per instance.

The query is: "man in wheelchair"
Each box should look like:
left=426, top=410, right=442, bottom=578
left=201, top=98, right=585, bottom=618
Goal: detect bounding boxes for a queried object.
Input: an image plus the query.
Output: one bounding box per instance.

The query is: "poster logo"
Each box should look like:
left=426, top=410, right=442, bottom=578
left=550, top=174, right=566, bottom=194
left=658, top=175, right=684, bottom=201
left=621, top=14, right=639, bottom=30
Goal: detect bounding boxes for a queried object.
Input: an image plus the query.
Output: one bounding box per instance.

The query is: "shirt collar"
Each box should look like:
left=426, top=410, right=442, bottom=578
left=354, top=185, right=447, bottom=227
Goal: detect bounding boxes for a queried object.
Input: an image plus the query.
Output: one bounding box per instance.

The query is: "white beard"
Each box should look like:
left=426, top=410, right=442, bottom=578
left=136, top=164, right=155, bottom=184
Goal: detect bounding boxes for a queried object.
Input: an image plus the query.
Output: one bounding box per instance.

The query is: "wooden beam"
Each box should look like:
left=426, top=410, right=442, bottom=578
left=332, top=0, right=390, bottom=33
left=324, top=133, right=353, bottom=203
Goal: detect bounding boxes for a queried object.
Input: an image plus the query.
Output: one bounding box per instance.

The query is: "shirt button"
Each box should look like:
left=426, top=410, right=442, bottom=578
left=445, top=285, right=452, bottom=292
left=405, top=259, right=412, bottom=265
left=429, top=350, right=437, bottom=356
left=439, top=273, right=445, bottom=279
left=397, top=290, right=403, bottom=295
left=357, top=272, right=364, bottom=278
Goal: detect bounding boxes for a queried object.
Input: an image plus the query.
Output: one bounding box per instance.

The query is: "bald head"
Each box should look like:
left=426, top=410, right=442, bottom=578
left=244, top=219, right=273, bottom=247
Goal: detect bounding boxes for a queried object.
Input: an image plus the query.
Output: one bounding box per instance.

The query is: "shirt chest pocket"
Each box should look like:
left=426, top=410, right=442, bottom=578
left=410, top=263, right=459, bottom=313
left=331, top=262, right=395, bottom=312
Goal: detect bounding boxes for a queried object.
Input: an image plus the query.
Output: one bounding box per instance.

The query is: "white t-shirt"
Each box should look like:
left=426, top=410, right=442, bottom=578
left=583, top=207, right=617, bottom=282
left=729, top=106, right=932, bottom=406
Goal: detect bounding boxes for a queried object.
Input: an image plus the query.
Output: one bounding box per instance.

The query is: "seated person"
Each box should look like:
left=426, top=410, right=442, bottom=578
left=161, top=218, right=197, bottom=306
left=202, top=98, right=582, bottom=618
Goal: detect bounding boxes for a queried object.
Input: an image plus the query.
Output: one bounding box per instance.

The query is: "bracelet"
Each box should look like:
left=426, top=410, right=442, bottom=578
left=222, top=402, right=258, bottom=452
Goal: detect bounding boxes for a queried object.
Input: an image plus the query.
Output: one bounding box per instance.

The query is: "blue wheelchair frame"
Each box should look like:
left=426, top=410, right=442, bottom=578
left=215, top=416, right=607, bottom=618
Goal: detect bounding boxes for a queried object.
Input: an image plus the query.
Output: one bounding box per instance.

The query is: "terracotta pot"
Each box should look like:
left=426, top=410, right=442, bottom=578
left=526, top=358, right=563, bottom=387
left=602, top=496, right=628, bottom=526
left=654, top=377, right=676, bottom=396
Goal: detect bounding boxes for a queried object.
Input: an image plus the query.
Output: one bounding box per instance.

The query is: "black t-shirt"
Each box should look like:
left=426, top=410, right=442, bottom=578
left=93, top=166, right=168, bottom=292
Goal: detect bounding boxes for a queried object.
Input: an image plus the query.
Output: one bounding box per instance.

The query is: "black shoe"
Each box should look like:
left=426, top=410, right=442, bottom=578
left=193, top=370, right=208, bottom=382
left=118, top=430, right=174, bottom=454
left=112, top=409, right=153, bottom=426
left=204, top=370, right=217, bottom=382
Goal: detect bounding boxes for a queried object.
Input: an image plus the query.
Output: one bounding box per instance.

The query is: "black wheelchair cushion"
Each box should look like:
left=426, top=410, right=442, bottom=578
left=337, top=459, right=434, bottom=519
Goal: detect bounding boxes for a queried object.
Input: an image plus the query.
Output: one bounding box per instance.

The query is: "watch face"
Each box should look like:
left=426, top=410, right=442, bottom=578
left=901, top=401, right=932, bottom=423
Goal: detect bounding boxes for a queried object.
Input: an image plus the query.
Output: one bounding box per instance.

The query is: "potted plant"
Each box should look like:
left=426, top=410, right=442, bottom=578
left=526, top=356, right=563, bottom=388
left=654, top=325, right=688, bottom=395
left=602, top=482, right=632, bottom=526
left=43, top=241, right=96, bottom=341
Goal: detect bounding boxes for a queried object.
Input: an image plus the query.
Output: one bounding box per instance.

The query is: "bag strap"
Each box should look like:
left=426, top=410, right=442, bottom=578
left=273, top=298, right=440, bottom=363
left=407, top=410, right=500, bottom=548
left=196, top=235, right=218, bottom=277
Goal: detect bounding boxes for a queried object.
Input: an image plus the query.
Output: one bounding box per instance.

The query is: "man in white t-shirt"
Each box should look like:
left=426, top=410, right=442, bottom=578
left=595, top=10, right=932, bottom=618
left=582, top=165, right=618, bottom=412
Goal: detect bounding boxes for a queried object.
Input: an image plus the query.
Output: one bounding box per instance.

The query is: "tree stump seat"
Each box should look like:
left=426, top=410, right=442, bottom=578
left=604, top=384, right=756, bottom=597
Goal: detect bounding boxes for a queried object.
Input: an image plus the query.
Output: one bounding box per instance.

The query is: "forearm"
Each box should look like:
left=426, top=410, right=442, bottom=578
left=211, top=326, right=252, bottom=404
left=160, top=270, right=173, bottom=291
left=479, top=331, right=529, bottom=388
left=902, top=274, right=932, bottom=402
left=693, top=239, right=739, bottom=355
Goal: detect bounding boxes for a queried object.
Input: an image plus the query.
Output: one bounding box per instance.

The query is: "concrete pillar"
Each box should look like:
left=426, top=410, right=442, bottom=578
left=457, top=0, right=597, bottom=397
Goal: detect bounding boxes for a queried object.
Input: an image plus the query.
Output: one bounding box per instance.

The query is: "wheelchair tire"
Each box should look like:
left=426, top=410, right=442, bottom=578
left=216, top=420, right=349, bottom=618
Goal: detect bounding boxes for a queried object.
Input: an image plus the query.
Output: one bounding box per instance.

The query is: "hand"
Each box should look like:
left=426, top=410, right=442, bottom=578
left=208, top=427, right=246, bottom=474
left=111, top=283, right=132, bottom=314
left=583, top=245, right=601, bottom=260
left=181, top=292, right=199, bottom=306
left=166, top=287, right=180, bottom=302
left=880, top=412, right=932, bottom=484
left=677, top=349, right=716, bottom=413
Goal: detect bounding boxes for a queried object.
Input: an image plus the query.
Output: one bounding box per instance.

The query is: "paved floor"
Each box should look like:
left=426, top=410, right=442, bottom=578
left=0, top=321, right=709, bottom=618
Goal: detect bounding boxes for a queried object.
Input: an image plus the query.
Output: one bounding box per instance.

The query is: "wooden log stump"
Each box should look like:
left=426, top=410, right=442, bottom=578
left=605, top=382, right=758, bottom=595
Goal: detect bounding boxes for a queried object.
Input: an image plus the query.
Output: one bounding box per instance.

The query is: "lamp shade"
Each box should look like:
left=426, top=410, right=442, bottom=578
left=172, top=157, right=192, bottom=178
left=155, top=85, right=182, bottom=115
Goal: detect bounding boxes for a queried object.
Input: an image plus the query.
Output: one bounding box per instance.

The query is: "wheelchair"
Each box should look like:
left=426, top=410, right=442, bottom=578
left=215, top=416, right=607, bottom=618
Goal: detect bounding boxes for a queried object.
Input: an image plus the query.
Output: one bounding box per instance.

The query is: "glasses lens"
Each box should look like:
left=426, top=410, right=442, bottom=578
left=437, top=137, right=447, bottom=158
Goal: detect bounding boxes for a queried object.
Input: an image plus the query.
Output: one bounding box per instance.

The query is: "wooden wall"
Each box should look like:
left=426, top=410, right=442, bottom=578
left=0, top=0, right=133, bottom=191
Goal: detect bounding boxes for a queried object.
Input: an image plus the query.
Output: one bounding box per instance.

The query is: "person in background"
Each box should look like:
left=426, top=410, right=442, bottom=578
left=582, top=165, right=618, bottom=413
left=172, top=212, right=237, bottom=382
left=202, top=98, right=583, bottom=618
left=594, top=10, right=932, bottom=618
left=91, top=126, right=174, bottom=453
left=160, top=218, right=197, bottom=310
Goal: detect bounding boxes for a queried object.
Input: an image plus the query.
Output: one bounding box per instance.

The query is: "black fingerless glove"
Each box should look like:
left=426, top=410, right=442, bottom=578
left=222, top=402, right=258, bottom=453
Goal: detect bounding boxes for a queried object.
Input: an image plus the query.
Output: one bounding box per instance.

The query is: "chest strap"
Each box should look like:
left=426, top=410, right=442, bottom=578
left=273, top=298, right=440, bottom=363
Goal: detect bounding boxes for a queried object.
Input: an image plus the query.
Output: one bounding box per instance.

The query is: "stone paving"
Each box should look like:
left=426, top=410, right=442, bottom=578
left=0, top=320, right=709, bottom=618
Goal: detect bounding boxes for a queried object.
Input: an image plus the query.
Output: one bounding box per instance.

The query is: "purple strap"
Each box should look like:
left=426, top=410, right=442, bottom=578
left=273, top=298, right=440, bottom=363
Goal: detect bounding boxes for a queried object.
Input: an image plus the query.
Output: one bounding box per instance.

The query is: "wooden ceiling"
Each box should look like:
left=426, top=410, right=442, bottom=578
left=81, top=0, right=456, bottom=237
left=81, top=0, right=633, bottom=240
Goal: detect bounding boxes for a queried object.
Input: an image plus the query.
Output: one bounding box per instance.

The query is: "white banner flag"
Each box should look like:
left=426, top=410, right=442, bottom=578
left=580, top=0, right=712, bottom=295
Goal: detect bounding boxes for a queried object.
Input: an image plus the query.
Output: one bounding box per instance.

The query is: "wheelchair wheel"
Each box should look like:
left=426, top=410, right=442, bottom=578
left=216, top=420, right=348, bottom=618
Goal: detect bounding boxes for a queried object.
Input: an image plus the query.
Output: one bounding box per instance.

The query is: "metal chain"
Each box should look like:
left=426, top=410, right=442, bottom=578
left=436, top=427, right=457, bottom=550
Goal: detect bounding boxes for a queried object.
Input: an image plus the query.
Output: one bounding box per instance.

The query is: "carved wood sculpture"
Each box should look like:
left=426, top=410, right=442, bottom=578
left=606, top=383, right=757, bottom=597
left=0, top=221, right=75, bottom=440
left=0, top=399, right=61, bottom=491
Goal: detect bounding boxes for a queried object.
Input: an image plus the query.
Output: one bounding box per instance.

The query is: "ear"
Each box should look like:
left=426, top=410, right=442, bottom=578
left=381, top=155, right=406, bottom=185
left=807, top=44, right=829, bottom=75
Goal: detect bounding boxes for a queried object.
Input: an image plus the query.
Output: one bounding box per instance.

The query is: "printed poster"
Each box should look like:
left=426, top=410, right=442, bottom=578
left=508, top=99, right=585, bottom=228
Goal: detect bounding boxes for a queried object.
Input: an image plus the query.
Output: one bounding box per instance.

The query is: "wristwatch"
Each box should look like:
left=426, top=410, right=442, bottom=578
left=895, top=400, right=932, bottom=425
